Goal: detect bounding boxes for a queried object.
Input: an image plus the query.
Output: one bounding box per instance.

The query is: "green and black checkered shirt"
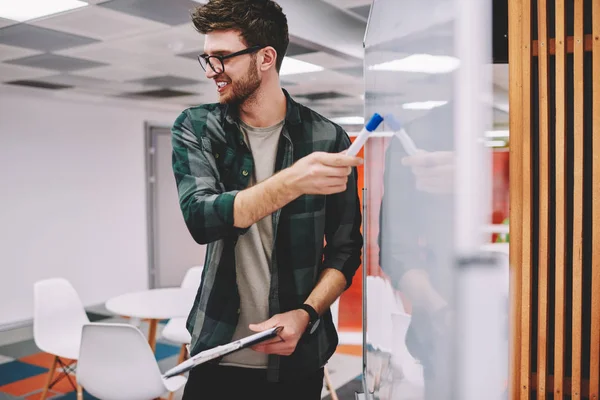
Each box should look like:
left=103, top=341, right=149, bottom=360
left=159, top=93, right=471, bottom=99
left=171, top=90, right=363, bottom=382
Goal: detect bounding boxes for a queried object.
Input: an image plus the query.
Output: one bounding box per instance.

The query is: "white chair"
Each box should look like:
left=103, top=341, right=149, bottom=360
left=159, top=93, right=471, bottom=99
left=161, top=266, right=203, bottom=355
left=160, top=266, right=202, bottom=400
left=34, top=278, right=88, bottom=400
left=77, top=323, right=187, bottom=400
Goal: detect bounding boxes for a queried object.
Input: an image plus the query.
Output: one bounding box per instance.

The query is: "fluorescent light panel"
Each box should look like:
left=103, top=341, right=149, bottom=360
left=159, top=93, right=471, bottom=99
left=485, top=130, right=510, bottom=138
left=368, top=54, right=460, bottom=74
left=402, top=101, right=448, bottom=110
left=330, top=116, right=364, bottom=125
left=0, top=0, right=87, bottom=22
left=279, top=57, right=324, bottom=76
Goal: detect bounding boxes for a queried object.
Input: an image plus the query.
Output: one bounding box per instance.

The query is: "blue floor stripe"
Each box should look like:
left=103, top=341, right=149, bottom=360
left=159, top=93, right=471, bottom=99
left=0, top=361, right=47, bottom=386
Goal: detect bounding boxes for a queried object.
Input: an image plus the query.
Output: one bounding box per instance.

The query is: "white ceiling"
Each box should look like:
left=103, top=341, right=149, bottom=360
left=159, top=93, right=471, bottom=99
left=0, top=0, right=508, bottom=127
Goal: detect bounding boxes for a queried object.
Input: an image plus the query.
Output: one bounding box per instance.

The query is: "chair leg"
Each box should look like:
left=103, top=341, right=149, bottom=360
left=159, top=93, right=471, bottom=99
left=177, top=344, right=187, bottom=364
left=324, top=366, right=339, bottom=400
left=40, top=355, right=58, bottom=400
left=167, top=345, right=188, bottom=400
left=77, top=384, right=83, bottom=400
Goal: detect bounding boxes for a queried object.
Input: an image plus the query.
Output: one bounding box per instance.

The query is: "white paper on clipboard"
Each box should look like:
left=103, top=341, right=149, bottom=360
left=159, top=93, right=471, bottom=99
left=162, top=326, right=283, bottom=378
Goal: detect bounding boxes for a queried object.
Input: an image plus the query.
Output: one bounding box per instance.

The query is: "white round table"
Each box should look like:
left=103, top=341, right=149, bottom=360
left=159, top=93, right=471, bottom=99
left=105, top=288, right=197, bottom=351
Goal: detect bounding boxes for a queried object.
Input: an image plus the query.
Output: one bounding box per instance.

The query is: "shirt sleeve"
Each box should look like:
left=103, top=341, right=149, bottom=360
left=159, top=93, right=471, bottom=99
left=171, top=110, right=247, bottom=244
left=322, top=126, right=364, bottom=288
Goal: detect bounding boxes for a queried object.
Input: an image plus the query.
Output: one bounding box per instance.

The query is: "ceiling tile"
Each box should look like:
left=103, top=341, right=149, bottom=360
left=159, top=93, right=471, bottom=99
left=0, top=24, right=99, bottom=51
left=55, top=42, right=162, bottom=66
left=0, top=43, right=42, bottom=61
left=297, top=91, right=351, bottom=101
left=29, top=5, right=169, bottom=41
left=177, top=50, right=199, bottom=60
left=145, top=56, right=204, bottom=81
left=282, top=69, right=359, bottom=85
left=0, top=18, right=17, bottom=29
left=119, top=88, right=195, bottom=99
left=5, top=79, right=73, bottom=90
left=110, top=24, right=203, bottom=56
left=335, top=66, right=363, bottom=78
left=285, top=42, right=318, bottom=57
left=129, top=74, right=200, bottom=87
left=72, top=65, right=161, bottom=82
left=34, top=73, right=109, bottom=87
left=348, top=5, right=371, bottom=19
left=0, top=64, right=55, bottom=81
left=4, top=53, right=107, bottom=72
left=293, top=52, right=359, bottom=69
left=99, top=0, right=200, bottom=26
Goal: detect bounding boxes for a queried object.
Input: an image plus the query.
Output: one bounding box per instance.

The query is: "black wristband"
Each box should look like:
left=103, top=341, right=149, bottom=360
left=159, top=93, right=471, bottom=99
left=298, top=303, right=320, bottom=334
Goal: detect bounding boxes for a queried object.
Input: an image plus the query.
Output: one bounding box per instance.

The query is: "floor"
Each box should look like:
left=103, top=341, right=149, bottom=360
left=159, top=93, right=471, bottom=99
left=0, top=306, right=363, bottom=400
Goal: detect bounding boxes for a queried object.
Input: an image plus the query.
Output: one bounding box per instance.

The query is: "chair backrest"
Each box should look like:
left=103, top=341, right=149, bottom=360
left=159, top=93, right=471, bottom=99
left=180, top=265, right=203, bottom=289
left=330, top=298, right=340, bottom=330
left=33, top=278, right=89, bottom=356
left=77, top=323, right=166, bottom=400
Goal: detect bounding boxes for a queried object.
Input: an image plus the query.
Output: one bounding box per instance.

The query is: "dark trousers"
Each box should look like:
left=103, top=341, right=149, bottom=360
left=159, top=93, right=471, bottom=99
left=182, top=363, right=324, bottom=400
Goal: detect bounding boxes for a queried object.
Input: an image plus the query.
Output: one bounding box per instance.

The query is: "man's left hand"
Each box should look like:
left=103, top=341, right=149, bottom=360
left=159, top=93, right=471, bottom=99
left=248, top=309, right=310, bottom=356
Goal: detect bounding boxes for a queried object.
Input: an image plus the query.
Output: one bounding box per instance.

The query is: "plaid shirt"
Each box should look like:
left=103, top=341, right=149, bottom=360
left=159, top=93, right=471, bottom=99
left=171, top=89, right=362, bottom=382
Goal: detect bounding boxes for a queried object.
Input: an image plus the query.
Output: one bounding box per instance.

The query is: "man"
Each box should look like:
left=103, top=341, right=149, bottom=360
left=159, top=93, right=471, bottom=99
left=171, top=1, right=363, bottom=399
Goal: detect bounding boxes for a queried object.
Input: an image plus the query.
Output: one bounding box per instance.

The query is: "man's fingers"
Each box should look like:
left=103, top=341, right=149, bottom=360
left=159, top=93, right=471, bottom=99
left=248, top=317, right=278, bottom=332
left=316, top=165, right=352, bottom=177
left=318, top=153, right=363, bottom=168
left=252, top=341, right=291, bottom=355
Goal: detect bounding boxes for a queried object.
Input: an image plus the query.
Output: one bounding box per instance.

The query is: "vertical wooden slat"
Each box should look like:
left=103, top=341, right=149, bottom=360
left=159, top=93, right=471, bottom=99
left=537, top=0, right=550, bottom=397
left=508, top=0, right=524, bottom=397
left=589, top=0, right=600, bottom=398
left=521, top=0, right=533, bottom=398
left=572, top=0, right=585, bottom=398
left=554, top=0, right=567, bottom=398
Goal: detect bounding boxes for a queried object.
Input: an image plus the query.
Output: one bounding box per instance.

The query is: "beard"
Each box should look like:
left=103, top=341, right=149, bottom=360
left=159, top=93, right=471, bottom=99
left=219, top=57, right=261, bottom=106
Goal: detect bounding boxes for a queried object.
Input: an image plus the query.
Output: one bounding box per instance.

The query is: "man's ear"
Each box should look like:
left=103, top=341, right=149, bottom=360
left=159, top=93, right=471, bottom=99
left=260, top=46, right=278, bottom=72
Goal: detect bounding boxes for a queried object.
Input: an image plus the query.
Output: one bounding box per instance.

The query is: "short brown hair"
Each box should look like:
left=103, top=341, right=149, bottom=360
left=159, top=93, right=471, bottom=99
left=191, top=0, right=289, bottom=72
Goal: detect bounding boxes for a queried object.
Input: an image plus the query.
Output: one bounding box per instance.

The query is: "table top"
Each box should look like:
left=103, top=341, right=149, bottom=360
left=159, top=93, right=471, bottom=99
left=105, top=287, right=197, bottom=320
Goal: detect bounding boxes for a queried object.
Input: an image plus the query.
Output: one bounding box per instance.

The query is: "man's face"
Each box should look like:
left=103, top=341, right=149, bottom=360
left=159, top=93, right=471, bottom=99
left=202, top=30, right=261, bottom=105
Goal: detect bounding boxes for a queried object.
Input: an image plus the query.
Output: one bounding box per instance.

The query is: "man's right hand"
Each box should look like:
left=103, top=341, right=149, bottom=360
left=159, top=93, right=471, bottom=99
left=285, top=151, right=363, bottom=196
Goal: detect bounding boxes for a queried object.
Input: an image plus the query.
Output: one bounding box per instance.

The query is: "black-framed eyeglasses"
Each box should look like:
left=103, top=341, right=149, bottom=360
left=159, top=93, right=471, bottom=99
left=197, top=45, right=267, bottom=74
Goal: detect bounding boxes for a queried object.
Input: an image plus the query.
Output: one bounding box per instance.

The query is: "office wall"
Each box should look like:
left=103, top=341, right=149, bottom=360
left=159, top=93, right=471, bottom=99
left=0, top=88, right=180, bottom=327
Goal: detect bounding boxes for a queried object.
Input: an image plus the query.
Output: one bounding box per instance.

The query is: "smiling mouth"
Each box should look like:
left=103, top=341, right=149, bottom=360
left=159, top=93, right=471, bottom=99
left=216, top=81, right=230, bottom=93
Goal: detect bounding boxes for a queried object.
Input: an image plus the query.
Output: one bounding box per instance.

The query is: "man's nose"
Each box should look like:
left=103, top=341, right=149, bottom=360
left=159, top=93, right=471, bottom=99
left=205, top=67, right=217, bottom=79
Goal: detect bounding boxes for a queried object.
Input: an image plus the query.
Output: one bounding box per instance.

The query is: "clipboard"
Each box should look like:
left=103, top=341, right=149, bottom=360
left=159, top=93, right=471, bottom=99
left=162, top=326, right=283, bottom=378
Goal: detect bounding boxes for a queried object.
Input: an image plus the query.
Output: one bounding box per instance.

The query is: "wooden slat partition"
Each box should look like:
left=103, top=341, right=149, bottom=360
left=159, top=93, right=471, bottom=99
left=536, top=0, right=550, bottom=398
left=554, top=0, right=567, bottom=397
left=509, top=0, right=597, bottom=398
left=519, top=1, right=534, bottom=398
left=532, top=34, right=594, bottom=55
left=508, top=0, right=524, bottom=396
left=590, top=1, right=600, bottom=398
left=572, top=0, right=585, bottom=398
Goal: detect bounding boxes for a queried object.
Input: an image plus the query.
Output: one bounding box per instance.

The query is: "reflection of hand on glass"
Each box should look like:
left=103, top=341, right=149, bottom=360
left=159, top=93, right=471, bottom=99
left=401, top=151, right=454, bottom=194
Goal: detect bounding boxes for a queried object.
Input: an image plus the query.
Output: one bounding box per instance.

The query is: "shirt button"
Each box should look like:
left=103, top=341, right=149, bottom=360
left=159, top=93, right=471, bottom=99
left=215, top=153, right=220, bottom=159
left=242, top=170, right=249, bottom=177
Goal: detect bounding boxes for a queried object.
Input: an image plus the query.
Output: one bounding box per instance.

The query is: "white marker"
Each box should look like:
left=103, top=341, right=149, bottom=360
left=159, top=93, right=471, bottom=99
left=345, top=113, right=384, bottom=156
left=385, top=114, right=419, bottom=156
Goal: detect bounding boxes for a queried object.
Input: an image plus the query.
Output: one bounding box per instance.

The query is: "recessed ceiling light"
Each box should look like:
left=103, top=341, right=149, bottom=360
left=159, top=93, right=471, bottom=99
left=0, top=0, right=87, bottom=22
left=485, top=130, right=509, bottom=138
left=330, top=116, right=365, bottom=125
left=280, top=57, right=324, bottom=76
left=402, top=101, right=448, bottom=110
left=368, top=54, right=460, bottom=74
